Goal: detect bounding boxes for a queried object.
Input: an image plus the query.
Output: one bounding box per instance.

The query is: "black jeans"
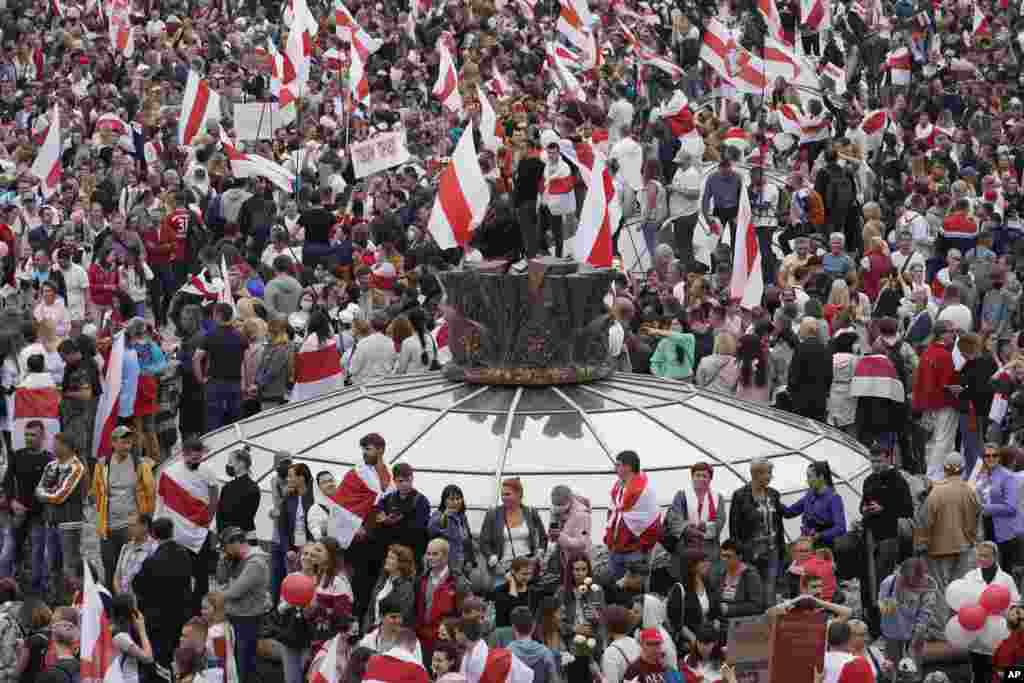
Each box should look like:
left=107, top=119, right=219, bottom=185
left=189, top=534, right=216, bottom=617
left=673, top=213, right=699, bottom=270
left=540, top=207, right=564, bottom=258
left=230, top=615, right=262, bottom=682
left=714, top=206, right=739, bottom=256
left=100, top=526, right=130, bottom=590
left=970, top=651, right=992, bottom=683
left=517, top=202, right=540, bottom=259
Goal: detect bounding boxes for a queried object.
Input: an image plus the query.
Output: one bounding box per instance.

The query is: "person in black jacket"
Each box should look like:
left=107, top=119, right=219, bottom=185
left=512, top=132, right=545, bottom=260
left=666, top=549, right=721, bottom=648
left=272, top=463, right=315, bottom=605
left=788, top=318, right=833, bottom=421
left=216, top=448, right=261, bottom=544
left=133, top=517, right=194, bottom=681
left=858, top=444, right=914, bottom=630
left=2, top=420, right=53, bottom=595
left=728, top=459, right=786, bottom=609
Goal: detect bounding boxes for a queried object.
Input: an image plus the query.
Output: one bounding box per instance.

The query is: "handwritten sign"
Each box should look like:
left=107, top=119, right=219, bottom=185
left=350, top=131, right=411, bottom=179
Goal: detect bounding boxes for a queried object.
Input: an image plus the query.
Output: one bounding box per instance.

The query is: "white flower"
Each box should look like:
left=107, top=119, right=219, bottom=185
left=574, top=634, right=586, bottom=644
left=587, top=638, right=597, bottom=649
left=590, top=584, right=601, bottom=593
left=584, top=577, right=593, bottom=586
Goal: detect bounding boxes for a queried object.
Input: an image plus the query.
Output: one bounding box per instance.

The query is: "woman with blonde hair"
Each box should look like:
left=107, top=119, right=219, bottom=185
left=695, top=332, right=740, bottom=394
left=823, top=279, right=851, bottom=333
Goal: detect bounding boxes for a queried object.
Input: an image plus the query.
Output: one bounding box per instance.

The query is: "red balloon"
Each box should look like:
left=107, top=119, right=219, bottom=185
left=958, top=604, right=988, bottom=631
left=980, top=584, right=1012, bottom=615
left=281, top=573, right=316, bottom=607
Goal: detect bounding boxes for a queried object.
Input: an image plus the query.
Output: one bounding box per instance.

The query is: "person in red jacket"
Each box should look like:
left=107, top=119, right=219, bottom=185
left=415, top=538, right=458, bottom=660
left=993, top=604, right=1024, bottom=682
left=911, top=320, right=960, bottom=481
left=87, top=247, right=120, bottom=324
left=605, top=451, right=662, bottom=582
left=141, top=211, right=178, bottom=328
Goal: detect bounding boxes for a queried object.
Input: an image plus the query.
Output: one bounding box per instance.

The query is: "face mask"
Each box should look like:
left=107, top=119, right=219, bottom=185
left=225, top=463, right=236, bottom=477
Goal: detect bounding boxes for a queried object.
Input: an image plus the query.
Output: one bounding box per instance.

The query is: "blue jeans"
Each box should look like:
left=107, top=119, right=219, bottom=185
left=642, top=221, right=659, bottom=262
left=205, top=380, right=242, bottom=432
left=0, top=524, right=14, bottom=578
left=607, top=550, right=648, bottom=583
left=281, top=645, right=308, bottom=683
left=754, top=556, right=780, bottom=608
left=29, top=519, right=61, bottom=596
left=270, top=542, right=287, bottom=606
left=230, top=615, right=262, bottom=682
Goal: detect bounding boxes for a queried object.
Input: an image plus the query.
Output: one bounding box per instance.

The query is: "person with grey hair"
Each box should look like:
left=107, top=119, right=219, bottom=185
left=670, top=149, right=701, bottom=269
left=919, top=453, right=979, bottom=609
left=728, top=458, right=785, bottom=608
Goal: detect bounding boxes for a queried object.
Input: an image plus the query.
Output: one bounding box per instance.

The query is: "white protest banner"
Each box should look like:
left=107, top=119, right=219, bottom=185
left=350, top=130, right=411, bottom=178
left=233, top=102, right=286, bottom=140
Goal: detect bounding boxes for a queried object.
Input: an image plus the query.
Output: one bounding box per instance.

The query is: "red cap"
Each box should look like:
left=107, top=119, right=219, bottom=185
left=78, top=56, right=89, bottom=65
left=639, top=628, right=663, bottom=644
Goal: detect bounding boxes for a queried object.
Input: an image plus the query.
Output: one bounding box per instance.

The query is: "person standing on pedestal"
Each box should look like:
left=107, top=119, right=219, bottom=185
left=513, top=132, right=545, bottom=261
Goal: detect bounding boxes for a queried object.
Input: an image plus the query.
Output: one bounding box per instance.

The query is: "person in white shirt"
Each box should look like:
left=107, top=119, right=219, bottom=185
left=670, top=150, right=701, bottom=269
left=457, top=617, right=489, bottom=683
left=601, top=604, right=642, bottom=683
left=890, top=229, right=926, bottom=275
left=57, top=249, right=89, bottom=323
left=936, top=283, right=973, bottom=333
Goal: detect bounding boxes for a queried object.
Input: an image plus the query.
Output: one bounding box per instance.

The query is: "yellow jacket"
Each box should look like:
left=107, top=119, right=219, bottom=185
left=92, top=455, right=157, bottom=539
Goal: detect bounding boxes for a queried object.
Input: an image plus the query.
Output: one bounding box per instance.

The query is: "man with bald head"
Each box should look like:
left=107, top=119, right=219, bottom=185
left=416, top=537, right=459, bottom=658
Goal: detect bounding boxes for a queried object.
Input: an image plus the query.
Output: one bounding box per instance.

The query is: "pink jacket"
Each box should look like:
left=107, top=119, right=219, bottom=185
left=557, top=495, right=593, bottom=557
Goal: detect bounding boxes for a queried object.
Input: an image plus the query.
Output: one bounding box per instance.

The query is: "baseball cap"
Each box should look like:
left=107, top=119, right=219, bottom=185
left=112, top=425, right=133, bottom=439
left=639, top=628, right=663, bottom=644
left=945, top=452, right=965, bottom=471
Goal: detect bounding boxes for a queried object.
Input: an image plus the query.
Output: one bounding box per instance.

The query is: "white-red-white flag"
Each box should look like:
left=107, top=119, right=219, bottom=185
left=433, top=41, right=463, bottom=113
left=730, top=179, right=763, bottom=309
left=574, top=156, right=614, bottom=268
left=30, top=106, right=61, bottom=199
left=349, top=29, right=376, bottom=107
left=699, top=17, right=734, bottom=82
left=92, top=331, right=124, bottom=462
left=177, top=71, right=221, bottom=146
left=860, top=109, right=889, bottom=138
left=801, top=0, right=829, bottom=31
left=12, top=384, right=60, bottom=452
left=426, top=125, right=490, bottom=250
left=219, top=255, right=235, bottom=310
left=545, top=42, right=586, bottom=101
left=820, top=61, right=846, bottom=95
left=479, top=649, right=534, bottom=683
left=285, top=20, right=313, bottom=88
left=220, top=131, right=297, bottom=194
left=363, top=651, right=430, bottom=683
left=157, top=459, right=215, bottom=552
left=285, top=0, right=319, bottom=38
left=764, top=36, right=801, bottom=83
left=81, top=563, right=114, bottom=683
left=731, top=48, right=769, bottom=94
left=291, top=341, right=345, bottom=403
left=477, top=85, right=501, bottom=153
left=327, top=465, right=392, bottom=548
left=309, top=635, right=339, bottom=683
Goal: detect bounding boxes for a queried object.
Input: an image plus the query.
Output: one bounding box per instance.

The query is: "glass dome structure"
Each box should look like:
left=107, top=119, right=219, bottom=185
left=190, top=371, right=870, bottom=541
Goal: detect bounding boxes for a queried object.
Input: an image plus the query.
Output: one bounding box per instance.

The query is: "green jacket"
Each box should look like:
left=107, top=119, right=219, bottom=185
left=650, top=332, right=696, bottom=380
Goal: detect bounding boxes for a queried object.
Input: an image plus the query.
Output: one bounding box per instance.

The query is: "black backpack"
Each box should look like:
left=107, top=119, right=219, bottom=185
left=826, top=168, right=856, bottom=213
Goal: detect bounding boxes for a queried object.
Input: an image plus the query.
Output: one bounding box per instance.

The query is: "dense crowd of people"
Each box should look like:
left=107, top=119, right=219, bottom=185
left=4, top=0, right=1024, bottom=679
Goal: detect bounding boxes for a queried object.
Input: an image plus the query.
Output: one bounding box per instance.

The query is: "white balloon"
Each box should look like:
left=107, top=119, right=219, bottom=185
left=945, top=579, right=976, bottom=612
left=978, top=616, right=1010, bottom=651
left=945, top=617, right=977, bottom=649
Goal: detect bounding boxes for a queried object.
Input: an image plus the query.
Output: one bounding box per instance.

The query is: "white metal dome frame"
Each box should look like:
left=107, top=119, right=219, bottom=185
left=182, top=371, right=869, bottom=541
